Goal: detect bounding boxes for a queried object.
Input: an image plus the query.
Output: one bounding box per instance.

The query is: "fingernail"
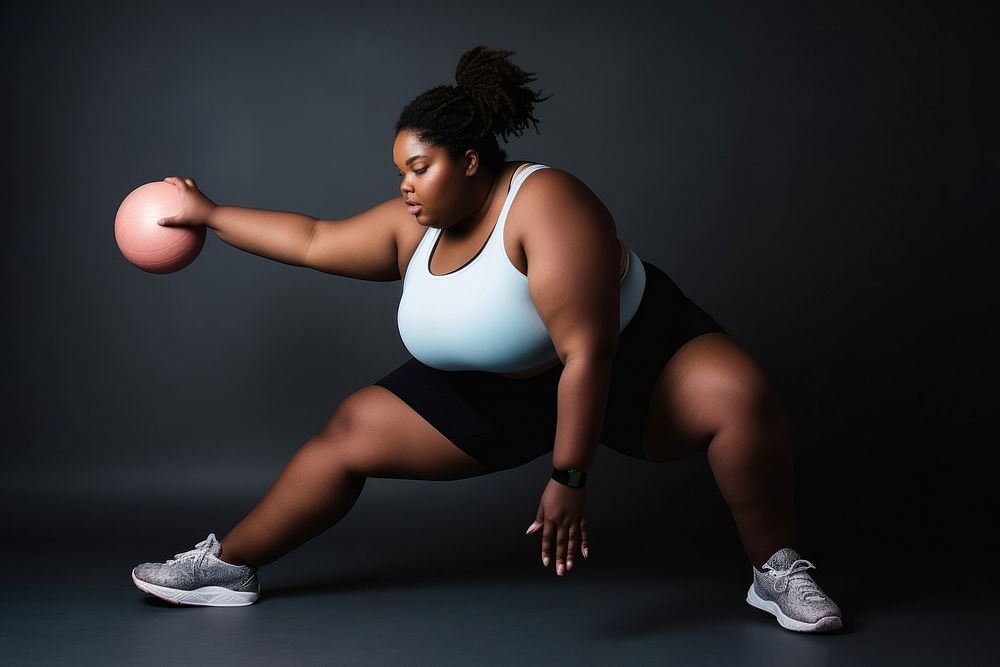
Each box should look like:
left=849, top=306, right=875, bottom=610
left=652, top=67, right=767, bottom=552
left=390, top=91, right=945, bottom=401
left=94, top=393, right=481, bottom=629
left=567, top=559, right=573, bottom=570
left=525, top=523, right=535, bottom=534
left=543, top=556, right=549, bottom=566
left=557, top=563, right=564, bottom=575
left=583, top=547, right=589, bottom=558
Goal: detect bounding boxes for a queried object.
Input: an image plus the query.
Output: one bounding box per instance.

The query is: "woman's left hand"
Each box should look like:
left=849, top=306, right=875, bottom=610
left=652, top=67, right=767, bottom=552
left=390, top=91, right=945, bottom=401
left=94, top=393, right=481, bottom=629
left=525, top=478, right=590, bottom=576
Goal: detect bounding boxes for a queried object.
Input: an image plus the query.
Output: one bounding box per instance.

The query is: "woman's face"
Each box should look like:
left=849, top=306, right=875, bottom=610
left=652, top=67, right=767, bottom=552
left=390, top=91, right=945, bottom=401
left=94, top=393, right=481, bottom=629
left=392, top=129, right=483, bottom=230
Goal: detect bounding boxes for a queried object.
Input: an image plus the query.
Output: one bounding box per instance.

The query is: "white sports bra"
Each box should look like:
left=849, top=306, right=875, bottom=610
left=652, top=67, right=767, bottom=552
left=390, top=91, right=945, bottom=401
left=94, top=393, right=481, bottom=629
left=396, top=163, right=647, bottom=373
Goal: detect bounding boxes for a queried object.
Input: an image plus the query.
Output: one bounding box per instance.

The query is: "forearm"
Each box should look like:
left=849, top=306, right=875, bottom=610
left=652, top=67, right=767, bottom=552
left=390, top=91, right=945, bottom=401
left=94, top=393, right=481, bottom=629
left=551, top=355, right=616, bottom=472
left=207, top=205, right=316, bottom=267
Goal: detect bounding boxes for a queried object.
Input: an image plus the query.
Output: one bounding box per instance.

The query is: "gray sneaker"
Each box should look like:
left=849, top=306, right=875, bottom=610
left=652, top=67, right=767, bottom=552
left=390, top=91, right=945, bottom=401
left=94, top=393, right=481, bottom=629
left=131, top=533, right=260, bottom=607
left=746, top=546, right=843, bottom=632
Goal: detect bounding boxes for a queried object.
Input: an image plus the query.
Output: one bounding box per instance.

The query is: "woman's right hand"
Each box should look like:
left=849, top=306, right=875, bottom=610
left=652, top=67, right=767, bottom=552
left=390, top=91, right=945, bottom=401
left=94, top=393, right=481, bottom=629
left=157, top=176, right=218, bottom=228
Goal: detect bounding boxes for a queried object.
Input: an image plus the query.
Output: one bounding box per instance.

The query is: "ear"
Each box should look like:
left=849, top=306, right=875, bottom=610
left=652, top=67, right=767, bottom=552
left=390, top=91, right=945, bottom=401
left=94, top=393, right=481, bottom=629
left=463, top=148, right=480, bottom=176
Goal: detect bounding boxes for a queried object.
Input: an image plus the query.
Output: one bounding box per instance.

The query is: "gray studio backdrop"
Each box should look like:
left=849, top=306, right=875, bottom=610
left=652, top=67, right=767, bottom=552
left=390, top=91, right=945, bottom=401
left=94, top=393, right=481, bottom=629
left=2, top=0, right=995, bottom=563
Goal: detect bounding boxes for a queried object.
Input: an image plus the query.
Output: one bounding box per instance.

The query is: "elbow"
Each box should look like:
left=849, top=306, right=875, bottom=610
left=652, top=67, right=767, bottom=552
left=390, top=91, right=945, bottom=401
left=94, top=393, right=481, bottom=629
left=561, top=342, right=618, bottom=366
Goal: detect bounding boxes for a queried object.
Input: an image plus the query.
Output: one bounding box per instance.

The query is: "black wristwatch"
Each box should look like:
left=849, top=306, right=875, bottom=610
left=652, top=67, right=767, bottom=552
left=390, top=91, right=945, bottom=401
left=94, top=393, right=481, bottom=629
left=551, top=466, right=588, bottom=488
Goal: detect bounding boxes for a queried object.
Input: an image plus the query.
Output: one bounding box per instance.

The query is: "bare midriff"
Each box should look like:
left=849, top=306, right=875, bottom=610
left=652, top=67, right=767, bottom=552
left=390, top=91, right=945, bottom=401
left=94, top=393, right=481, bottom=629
left=494, top=356, right=564, bottom=379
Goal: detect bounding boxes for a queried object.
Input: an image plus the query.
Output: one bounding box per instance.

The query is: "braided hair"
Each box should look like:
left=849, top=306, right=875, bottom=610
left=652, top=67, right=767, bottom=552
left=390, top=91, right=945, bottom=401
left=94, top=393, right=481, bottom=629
left=394, top=45, right=553, bottom=175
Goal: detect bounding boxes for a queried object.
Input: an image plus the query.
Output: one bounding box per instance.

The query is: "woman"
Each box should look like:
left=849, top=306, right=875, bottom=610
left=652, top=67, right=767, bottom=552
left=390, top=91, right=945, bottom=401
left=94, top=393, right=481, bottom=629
left=132, top=45, right=843, bottom=633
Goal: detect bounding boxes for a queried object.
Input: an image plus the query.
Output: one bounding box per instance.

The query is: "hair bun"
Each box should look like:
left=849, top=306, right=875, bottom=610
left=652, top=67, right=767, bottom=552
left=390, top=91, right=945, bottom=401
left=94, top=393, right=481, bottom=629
left=453, top=45, right=551, bottom=143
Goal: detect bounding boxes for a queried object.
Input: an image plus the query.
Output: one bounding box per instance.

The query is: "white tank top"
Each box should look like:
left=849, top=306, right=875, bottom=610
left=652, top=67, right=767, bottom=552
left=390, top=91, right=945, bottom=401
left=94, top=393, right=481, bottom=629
left=396, top=163, right=647, bottom=373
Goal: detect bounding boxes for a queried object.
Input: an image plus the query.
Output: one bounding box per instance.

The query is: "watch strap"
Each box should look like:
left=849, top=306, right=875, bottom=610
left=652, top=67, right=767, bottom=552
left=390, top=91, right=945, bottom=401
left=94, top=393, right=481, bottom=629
left=551, top=466, right=588, bottom=488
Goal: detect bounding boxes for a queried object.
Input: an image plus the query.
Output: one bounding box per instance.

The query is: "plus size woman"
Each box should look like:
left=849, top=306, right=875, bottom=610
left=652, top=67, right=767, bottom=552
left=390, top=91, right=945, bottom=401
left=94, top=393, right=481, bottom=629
left=132, top=45, right=844, bottom=633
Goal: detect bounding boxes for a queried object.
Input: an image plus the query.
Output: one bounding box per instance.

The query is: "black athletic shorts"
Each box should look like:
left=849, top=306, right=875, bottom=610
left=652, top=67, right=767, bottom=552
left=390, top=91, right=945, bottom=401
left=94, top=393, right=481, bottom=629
left=373, top=260, right=729, bottom=472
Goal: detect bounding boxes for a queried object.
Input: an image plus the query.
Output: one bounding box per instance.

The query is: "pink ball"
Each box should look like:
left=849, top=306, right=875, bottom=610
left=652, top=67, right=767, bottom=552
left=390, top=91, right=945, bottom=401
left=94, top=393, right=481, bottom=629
left=115, top=181, right=206, bottom=274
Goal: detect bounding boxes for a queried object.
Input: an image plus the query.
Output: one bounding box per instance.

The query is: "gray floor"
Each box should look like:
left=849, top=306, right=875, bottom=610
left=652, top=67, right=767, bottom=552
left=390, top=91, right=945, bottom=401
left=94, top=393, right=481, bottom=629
left=3, top=481, right=997, bottom=666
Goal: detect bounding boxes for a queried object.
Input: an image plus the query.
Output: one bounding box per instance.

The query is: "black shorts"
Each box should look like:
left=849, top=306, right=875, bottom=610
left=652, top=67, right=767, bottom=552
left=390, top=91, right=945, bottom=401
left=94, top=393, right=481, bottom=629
left=373, top=260, right=729, bottom=472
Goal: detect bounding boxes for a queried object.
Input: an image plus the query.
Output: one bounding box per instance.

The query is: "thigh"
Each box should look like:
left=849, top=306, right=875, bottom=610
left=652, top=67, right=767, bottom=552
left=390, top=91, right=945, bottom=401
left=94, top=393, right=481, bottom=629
left=600, top=260, right=733, bottom=461
left=639, top=332, right=738, bottom=462
left=321, top=385, right=494, bottom=481
left=640, top=331, right=781, bottom=463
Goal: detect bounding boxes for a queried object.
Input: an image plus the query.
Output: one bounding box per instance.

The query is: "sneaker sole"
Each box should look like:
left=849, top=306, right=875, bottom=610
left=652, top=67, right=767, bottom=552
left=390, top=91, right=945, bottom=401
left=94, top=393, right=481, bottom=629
left=746, top=584, right=843, bottom=633
left=132, top=569, right=260, bottom=607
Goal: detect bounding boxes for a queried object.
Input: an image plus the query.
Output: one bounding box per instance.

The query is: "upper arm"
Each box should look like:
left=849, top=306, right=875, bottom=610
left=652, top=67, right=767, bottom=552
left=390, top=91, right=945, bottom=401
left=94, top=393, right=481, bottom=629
left=304, top=197, right=408, bottom=282
left=521, top=169, right=622, bottom=363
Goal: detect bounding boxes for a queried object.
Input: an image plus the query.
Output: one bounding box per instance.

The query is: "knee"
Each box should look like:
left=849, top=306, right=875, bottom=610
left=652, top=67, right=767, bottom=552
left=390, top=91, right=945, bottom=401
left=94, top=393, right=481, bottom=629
left=314, top=395, right=364, bottom=447
left=314, top=386, right=390, bottom=449
left=721, top=368, right=790, bottom=440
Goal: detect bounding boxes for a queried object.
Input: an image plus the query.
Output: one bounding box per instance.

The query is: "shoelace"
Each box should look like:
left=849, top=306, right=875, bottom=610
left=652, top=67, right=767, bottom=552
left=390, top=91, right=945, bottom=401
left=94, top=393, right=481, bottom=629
left=165, top=535, right=216, bottom=566
left=763, top=558, right=827, bottom=601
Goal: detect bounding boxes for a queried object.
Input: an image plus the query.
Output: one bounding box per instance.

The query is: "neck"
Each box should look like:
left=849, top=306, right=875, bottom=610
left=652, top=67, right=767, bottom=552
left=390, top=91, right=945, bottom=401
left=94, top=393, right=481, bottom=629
left=447, top=165, right=501, bottom=239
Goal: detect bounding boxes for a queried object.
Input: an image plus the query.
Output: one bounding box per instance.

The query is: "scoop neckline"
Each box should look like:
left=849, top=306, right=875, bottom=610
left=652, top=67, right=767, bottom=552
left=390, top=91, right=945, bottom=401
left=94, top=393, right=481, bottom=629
left=425, top=162, right=542, bottom=278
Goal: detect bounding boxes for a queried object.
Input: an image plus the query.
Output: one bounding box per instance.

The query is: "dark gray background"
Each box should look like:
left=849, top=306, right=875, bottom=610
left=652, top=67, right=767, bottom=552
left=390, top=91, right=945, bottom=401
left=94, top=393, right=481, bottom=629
left=2, top=0, right=997, bottom=664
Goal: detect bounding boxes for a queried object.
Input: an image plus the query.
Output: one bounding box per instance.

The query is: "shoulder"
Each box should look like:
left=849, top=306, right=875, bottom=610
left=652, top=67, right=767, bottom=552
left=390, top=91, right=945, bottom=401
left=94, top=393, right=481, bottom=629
left=512, top=165, right=616, bottom=243
left=519, top=165, right=595, bottom=200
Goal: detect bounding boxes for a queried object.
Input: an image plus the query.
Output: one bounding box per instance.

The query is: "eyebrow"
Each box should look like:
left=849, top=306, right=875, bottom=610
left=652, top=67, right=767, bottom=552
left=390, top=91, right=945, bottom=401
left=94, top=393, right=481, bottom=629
left=394, top=154, right=429, bottom=168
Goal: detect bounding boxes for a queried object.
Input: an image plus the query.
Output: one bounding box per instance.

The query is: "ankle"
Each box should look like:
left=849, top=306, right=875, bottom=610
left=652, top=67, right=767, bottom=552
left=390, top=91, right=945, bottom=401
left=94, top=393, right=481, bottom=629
left=218, top=541, right=250, bottom=568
